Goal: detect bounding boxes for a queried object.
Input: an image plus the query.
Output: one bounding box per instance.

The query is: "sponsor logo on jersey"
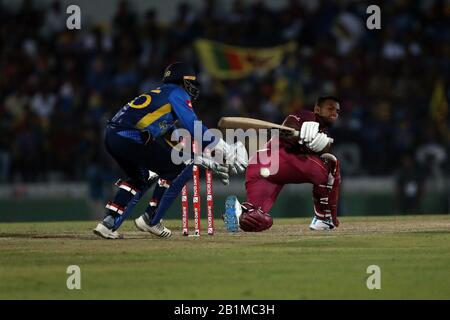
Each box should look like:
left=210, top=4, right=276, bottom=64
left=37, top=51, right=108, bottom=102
left=159, top=120, right=170, bottom=131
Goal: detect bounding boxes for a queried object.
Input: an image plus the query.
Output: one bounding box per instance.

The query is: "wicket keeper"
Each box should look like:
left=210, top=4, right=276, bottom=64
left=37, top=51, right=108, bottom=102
left=224, top=97, right=341, bottom=232
left=93, top=62, right=247, bottom=239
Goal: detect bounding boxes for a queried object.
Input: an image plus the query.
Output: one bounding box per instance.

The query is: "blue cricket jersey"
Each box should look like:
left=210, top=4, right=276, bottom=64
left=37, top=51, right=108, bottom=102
left=110, top=84, right=208, bottom=140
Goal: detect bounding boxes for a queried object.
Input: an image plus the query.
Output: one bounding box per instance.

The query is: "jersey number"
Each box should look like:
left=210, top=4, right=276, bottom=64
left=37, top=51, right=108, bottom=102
left=129, top=90, right=161, bottom=109
left=129, top=94, right=152, bottom=109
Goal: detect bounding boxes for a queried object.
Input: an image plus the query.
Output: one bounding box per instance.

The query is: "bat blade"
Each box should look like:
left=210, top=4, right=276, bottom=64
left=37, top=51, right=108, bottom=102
left=218, top=117, right=299, bottom=138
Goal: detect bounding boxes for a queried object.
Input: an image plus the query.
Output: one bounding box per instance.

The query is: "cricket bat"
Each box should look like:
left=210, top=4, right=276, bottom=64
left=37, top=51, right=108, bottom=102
left=218, top=116, right=334, bottom=143
left=218, top=117, right=300, bottom=138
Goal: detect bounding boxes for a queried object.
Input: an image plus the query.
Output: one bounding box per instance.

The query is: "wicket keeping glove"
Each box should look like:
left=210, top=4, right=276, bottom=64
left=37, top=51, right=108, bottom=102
left=214, top=139, right=248, bottom=175
left=195, top=155, right=230, bottom=185
left=230, top=141, right=248, bottom=174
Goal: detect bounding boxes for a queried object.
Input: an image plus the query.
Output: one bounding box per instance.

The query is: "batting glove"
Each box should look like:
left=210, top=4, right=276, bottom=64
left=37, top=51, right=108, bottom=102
left=299, top=121, right=319, bottom=144
left=307, top=132, right=331, bottom=153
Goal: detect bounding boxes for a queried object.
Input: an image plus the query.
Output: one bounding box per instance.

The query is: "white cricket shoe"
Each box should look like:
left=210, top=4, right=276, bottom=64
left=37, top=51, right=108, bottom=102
left=134, top=216, right=172, bottom=238
left=309, top=216, right=335, bottom=231
left=93, top=223, right=122, bottom=239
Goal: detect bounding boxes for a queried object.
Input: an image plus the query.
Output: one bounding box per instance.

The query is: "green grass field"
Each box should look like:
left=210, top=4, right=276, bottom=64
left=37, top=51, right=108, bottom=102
left=1, top=215, right=450, bottom=299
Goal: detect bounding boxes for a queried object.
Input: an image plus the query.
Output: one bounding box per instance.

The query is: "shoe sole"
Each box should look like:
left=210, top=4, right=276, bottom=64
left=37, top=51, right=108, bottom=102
left=134, top=218, right=172, bottom=238
left=224, top=196, right=239, bottom=232
left=309, top=223, right=335, bottom=231
left=92, top=228, right=121, bottom=239
left=309, top=226, right=331, bottom=231
left=134, top=218, right=148, bottom=232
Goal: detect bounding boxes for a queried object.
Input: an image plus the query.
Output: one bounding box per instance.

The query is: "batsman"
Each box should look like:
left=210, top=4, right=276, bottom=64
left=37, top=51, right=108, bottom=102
left=93, top=62, right=247, bottom=239
left=224, top=97, right=341, bottom=232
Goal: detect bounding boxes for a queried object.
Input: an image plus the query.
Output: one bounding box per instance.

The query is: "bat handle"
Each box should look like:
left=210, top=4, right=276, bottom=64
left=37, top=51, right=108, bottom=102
left=287, top=130, right=333, bottom=144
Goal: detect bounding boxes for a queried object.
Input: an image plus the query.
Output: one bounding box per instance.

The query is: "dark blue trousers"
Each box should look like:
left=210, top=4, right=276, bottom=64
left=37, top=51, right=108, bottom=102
left=105, top=125, right=185, bottom=183
left=104, top=124, right=186, bottom=229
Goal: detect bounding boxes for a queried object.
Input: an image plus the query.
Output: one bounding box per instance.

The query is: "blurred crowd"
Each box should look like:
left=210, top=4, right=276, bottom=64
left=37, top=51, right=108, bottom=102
left=0, top=0, right=449, bottom=184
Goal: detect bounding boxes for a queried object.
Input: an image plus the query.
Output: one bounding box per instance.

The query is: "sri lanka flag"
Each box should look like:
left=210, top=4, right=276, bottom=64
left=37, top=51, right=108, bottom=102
left=195, top=39, right=297, bottom=79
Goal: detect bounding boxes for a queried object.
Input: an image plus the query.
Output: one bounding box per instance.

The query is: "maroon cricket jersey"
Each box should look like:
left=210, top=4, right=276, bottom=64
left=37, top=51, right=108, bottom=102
left=245, top=109, right=339, bottom=224
left=280, top=109, right=330, bottom=155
